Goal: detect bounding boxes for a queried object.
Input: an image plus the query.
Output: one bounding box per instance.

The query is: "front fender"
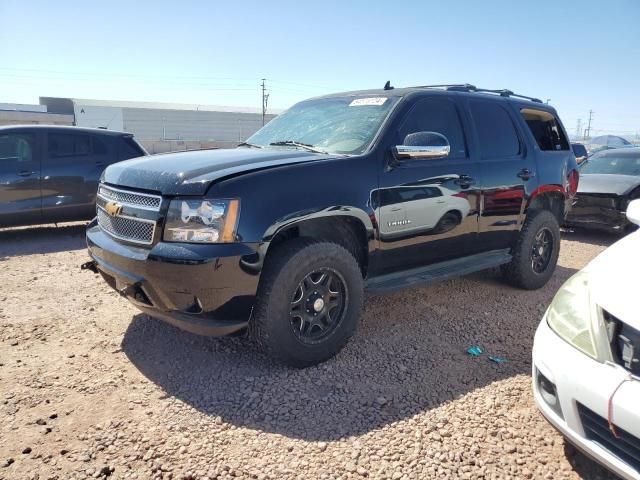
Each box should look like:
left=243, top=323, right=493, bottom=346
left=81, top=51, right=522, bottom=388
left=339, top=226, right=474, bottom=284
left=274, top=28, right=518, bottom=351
left=262, top=205, right=376, bottom=242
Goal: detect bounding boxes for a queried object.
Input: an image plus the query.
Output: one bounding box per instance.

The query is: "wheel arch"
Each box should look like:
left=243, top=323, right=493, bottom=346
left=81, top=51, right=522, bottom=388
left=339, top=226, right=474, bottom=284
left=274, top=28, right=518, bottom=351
left=526, top=186, right=566, bottom=225
left=262, top=208, right=375, bottom=278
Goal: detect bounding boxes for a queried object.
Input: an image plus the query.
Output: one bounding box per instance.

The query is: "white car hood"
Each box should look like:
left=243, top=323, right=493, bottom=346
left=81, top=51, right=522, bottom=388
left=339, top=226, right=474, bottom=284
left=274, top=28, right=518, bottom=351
left=585, top=230, right=640, bottom=329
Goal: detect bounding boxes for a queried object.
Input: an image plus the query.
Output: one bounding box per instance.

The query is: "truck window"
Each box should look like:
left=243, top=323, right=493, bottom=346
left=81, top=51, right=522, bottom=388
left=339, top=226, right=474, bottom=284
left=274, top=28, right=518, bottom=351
left=397, top=98, right=467, bottom=159
left=0, top=133, right=34, bottom=163
left=48, top=133, right=91, bottom=158
left=120, top=137, right=145, bottom=159
left=469, top=100, right=520, bottom=159
left=92, top=136, right=109, bottom=155
left=521, top=108, right=569, bottom=151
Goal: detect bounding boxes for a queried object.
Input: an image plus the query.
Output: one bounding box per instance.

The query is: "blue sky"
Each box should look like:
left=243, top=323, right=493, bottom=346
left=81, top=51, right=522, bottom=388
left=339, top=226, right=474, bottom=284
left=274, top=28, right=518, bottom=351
left=1, top=0, right=639, bottom=136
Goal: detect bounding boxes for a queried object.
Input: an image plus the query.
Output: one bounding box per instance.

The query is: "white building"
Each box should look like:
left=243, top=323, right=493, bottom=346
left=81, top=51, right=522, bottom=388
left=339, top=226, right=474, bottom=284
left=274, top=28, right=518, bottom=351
left=0, top=102, right=73, bottom=126
left=40, top=97, right=279, bottom=153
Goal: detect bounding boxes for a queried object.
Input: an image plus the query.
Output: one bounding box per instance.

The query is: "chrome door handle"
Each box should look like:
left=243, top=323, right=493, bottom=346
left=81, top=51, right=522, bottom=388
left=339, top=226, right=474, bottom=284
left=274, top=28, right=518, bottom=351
left=517, top=168, right=535, bottom=180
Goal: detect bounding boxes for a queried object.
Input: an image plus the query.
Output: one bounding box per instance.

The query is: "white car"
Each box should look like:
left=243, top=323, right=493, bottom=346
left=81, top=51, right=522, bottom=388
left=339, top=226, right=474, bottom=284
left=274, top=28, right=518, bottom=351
left=532, top=199, right=640, bottom=480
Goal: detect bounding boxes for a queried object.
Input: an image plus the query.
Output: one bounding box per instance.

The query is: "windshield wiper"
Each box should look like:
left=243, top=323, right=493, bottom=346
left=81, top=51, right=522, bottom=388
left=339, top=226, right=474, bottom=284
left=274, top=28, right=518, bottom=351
left=237, top=141, right=264, bottom=149
left=269, top=140, right=328, bottom=154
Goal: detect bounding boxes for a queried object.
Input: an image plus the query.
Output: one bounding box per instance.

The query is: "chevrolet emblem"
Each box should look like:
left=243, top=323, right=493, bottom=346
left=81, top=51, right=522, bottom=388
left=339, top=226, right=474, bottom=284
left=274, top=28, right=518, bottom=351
left=105, top=201, right=123, bottom=217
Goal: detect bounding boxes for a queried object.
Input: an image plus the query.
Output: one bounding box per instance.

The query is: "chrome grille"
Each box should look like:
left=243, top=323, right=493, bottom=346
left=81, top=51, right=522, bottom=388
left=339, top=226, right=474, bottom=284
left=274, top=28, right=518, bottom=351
left=97, top=207, right=155, bottom=245
left=98, top=184, right=161, bottom=210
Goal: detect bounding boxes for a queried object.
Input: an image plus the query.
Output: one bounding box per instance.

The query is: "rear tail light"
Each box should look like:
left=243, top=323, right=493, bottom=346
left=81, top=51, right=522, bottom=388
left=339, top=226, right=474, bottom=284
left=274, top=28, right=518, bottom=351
left=567, top=169, right=579, bottom=196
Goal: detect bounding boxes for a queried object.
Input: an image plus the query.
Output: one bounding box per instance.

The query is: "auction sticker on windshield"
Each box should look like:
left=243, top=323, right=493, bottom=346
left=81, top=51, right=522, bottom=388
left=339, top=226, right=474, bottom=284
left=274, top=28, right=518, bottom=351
left=349, top=97, right=387, bottom=106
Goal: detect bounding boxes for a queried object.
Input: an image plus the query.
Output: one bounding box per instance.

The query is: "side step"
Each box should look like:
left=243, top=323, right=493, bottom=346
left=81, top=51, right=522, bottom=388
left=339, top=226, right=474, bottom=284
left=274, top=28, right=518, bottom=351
left=365, top=249, right=512, bottom=294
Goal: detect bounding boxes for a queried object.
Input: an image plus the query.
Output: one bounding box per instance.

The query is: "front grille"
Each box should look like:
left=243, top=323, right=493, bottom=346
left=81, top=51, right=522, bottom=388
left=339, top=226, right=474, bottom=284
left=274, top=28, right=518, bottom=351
left=97, top=207, right=155, bottom=245
left=577, top=403, right=640, bottom=472
left=98, top=184, right=161, bottom=210
left=603, top=310, right=640, bottom=376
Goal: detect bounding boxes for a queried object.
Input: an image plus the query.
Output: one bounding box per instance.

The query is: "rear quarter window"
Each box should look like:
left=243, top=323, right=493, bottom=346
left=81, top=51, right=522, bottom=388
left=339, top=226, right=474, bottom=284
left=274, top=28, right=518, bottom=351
left=119, top=137, right=145, bottom=160
left=521, top=108, right=569, bottom=151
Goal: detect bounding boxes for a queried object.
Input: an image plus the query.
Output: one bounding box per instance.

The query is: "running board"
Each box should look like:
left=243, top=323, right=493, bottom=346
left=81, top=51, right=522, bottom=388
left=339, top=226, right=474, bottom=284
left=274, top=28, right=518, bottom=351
left=365, top=249, right=512, bottom=294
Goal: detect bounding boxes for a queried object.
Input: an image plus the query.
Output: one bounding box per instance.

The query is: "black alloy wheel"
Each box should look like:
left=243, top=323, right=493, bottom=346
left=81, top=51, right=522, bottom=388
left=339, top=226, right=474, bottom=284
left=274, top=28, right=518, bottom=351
left=289, top=268, right=347, bottom=344
left=531, top=227, right=553, bottom=274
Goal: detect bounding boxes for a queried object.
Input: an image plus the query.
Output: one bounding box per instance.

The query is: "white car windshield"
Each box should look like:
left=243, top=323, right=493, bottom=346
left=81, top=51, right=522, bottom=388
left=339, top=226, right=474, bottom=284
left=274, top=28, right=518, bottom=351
left=245, top=95, right=399, bottom=155
left=581, top=152, right=640, bottom=176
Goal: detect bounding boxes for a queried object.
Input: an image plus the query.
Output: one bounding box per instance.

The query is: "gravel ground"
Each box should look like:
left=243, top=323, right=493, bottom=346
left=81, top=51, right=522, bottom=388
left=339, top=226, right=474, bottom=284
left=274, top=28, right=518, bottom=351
left=0, top=223, right=621, bottom=480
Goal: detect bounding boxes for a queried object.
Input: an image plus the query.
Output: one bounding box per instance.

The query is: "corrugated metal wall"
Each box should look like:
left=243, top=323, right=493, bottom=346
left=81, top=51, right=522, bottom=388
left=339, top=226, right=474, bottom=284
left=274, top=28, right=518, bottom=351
left=122, top=108, right=276, bottom=142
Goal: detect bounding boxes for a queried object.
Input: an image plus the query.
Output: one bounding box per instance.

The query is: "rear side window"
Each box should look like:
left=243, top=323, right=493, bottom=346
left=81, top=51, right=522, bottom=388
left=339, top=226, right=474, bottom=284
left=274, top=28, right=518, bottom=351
left=92, top=136, right=109, bottom=155
left=397, top=97, right=467, bottom=159
left=0, top=133, right=35, bottom=162
left=521, top=108, right=569, bottom=151
left=469, top=100, right=520, bottom=159
left=120, top=137, right=145, bottom=159
left=48, top=133, right=91, bottom=158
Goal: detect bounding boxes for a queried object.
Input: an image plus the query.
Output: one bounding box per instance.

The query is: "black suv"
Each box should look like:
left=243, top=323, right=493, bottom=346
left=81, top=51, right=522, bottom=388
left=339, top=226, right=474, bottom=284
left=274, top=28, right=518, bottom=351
left=0, top=125, right=146, bottom=228
left=84, top=84, right=579, bottom=366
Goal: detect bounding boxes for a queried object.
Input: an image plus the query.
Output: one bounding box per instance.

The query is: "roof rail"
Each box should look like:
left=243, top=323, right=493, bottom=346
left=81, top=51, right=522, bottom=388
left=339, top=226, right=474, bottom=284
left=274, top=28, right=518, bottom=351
left=409, top=84, right=543, bottom=103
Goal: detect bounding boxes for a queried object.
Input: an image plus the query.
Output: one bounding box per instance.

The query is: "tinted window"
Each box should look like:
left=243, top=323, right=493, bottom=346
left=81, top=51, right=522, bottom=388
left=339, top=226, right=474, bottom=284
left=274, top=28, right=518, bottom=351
left=92, top=136, right=109, bottom=155
left=48, top=133, right=92, bottom=158
left=521, top=108, right=570, bottom=151
left=120, top=137, right=145, bottom=159
left=397, top=98, right=467, bottom=158
left=0, top=133, right=35, bottom=162
left=469, top=101, right=520, bottom=158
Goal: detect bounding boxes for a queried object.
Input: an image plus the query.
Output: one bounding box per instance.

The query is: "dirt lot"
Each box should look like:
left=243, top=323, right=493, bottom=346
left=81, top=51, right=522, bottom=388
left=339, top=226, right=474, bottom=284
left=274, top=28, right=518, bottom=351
left=0, top=224, right=620, bottom=480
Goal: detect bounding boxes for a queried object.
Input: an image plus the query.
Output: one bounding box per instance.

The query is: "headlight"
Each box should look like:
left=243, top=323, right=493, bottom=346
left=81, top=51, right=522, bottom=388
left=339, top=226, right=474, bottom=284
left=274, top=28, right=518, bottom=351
left=163, top=199, right=240, bottom=243
left=546, top=271, right=597, bottom=358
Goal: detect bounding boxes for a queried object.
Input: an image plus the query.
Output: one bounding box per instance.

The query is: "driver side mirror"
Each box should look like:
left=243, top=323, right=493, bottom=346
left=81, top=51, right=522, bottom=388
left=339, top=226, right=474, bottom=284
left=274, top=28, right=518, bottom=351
left=393, top=131, right=450, bottom=160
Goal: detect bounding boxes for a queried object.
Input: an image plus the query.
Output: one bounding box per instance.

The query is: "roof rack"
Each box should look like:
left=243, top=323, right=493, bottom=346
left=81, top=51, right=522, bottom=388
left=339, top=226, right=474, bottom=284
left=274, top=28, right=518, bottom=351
left=409, top=83, right=543, bottom=103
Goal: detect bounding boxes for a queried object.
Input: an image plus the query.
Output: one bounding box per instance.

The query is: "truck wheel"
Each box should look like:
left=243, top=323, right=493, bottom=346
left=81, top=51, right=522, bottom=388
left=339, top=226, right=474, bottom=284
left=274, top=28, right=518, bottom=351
left=251, top=239, right=364, bottom=367
left=501, top=210, right=560, bottom=290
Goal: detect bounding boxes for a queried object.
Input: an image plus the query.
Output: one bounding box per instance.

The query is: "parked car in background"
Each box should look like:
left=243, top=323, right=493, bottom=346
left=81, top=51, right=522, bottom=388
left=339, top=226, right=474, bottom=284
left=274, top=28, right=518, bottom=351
left=571, top=143, right=588, bottom=164
left=565, top=148, right=640, bottom=234
left=533, top=199, right=640, bottom=480
left=84, top=83, right=578, bottom=366
left=0, top=125, right=147, bottom=228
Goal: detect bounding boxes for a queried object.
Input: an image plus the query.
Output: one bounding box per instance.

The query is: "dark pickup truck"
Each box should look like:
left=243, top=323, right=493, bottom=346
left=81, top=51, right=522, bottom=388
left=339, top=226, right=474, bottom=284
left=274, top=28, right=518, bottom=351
left=84, top=83, right=579, bottom=366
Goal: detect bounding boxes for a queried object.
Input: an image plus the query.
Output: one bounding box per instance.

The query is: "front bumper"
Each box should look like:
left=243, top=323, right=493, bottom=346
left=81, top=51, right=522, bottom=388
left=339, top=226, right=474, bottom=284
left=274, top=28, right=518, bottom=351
left=532, top=318, right=640, bottom=480
left=86, top=219, right=262, bottom=336
left=565, top=202, right=628, bottom=233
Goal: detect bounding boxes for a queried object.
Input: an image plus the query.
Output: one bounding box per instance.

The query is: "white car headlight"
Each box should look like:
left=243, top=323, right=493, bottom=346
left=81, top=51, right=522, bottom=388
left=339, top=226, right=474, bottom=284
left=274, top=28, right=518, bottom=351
left=164, top=199, right=240, bottom=243
left=546, top=271, right=597, bottom=358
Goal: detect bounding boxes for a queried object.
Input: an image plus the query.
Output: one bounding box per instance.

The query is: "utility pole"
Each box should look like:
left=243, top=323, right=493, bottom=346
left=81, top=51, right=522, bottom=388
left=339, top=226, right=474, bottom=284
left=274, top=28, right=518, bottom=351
left=261, top=78, right=269, bottom=126
left=575, top=118, right=582, bottom=139
left=584, top=110, right=594, bottom=140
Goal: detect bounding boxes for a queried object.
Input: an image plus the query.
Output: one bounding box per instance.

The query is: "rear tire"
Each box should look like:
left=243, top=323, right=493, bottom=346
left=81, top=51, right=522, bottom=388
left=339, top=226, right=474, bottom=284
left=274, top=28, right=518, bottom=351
left=501, top=209, right=560, bottom=290
left=251, top=238, right=364, bottom=367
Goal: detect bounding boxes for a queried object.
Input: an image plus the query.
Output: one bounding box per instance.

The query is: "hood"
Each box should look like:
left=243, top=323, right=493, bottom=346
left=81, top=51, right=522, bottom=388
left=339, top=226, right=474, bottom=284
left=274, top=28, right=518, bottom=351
left=102, top=148, right=333, bottom=195
left=586, top=230, right=640, bottom=329
left=577, top=174, right=640, bottom=196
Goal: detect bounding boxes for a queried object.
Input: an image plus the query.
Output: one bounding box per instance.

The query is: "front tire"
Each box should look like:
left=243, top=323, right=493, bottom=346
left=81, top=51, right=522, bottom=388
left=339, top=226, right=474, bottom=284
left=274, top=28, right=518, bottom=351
left=251, top=239, right=364, bottom=367
left=501, top=210, right=560, bottom=290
